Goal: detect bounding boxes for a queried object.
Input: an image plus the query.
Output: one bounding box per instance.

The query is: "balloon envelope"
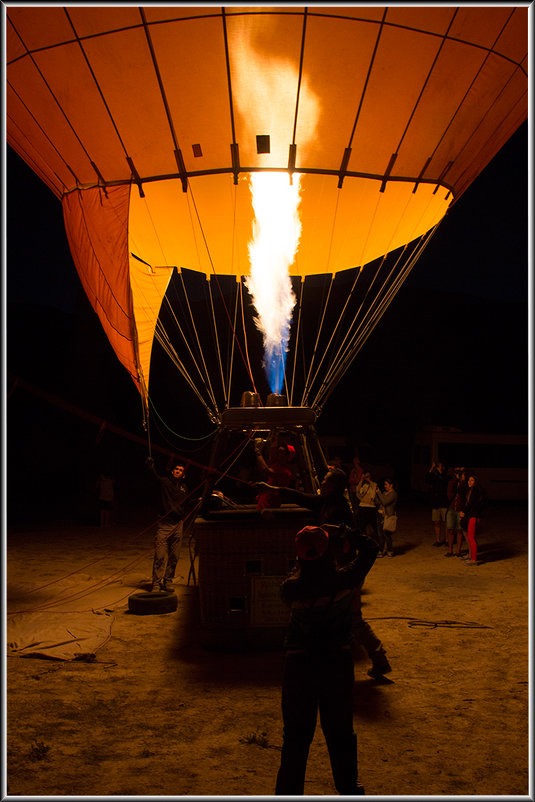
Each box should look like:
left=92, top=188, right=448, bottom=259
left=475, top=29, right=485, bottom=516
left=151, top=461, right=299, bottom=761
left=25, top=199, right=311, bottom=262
left=6, top=5, right=528, bottom=415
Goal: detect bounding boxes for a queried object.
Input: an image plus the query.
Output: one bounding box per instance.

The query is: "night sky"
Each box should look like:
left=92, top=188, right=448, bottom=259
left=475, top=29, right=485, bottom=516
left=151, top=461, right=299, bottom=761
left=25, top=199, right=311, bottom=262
left=5, top=121, right=529, bottom=518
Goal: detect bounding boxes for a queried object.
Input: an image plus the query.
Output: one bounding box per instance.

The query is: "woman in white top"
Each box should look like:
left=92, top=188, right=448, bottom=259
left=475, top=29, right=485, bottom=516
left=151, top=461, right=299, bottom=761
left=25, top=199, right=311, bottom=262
left=355, top=472, right=379, bottom=543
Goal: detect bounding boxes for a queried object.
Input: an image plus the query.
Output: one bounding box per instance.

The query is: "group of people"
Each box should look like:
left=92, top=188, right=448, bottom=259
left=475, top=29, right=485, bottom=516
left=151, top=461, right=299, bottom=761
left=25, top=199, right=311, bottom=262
left=253, top=445, right=400, bottom=559
left=143, top=450, right=388, bottom=793
left=426, top=462, right=486, bottom=565
left=141, top=444, right=494, bottom=795
left=350, top=467, right=399, bottom=559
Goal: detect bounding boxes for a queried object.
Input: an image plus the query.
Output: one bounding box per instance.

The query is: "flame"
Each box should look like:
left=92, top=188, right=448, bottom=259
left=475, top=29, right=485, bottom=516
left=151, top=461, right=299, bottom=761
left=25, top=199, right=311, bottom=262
left=231, top=20, right=320, bottom=394
left=245, top=173, right=302, bottom=394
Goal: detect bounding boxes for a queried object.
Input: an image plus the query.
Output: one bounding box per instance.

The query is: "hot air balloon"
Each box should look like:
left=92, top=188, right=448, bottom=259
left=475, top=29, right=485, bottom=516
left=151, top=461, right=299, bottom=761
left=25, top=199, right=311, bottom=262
left=6, top=4, right=528, bottom=414
left=6, top=3, right=528, bottom=647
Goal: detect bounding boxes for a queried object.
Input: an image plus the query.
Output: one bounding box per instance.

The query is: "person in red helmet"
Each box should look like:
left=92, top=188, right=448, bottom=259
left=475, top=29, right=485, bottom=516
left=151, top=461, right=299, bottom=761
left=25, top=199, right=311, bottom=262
left=275, top=524, right=379, bottom=796
left=254, top=435, right=295, bottom=510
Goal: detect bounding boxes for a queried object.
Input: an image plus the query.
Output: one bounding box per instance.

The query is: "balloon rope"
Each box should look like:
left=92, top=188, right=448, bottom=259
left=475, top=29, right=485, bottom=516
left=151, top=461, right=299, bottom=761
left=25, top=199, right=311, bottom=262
left=288, top=277, right=305, bottom=407
left=153, top=320, right=218, bottom=417
left=178, top=270, right=220, bottom=409
left=316, top=251, right=392, bottom=402
left=308, top=188, right=411, bottom=408
left=238, top=279, right=262, bottom=402
left=126, top=193, right=218, bottom=421
left=312, top=226, right=440, bottom=410
left=186, top=183, right=260, bottom=398
left=301, top=266, right=365, bottom=407
left=300, top=185, right=352, bottom=406
left=225, top=279, right=240, bottom=405
left=148, top=393, right=217, bottom=443
left=300, top=274, right=335, bottom=406
left=206, top=275, right=229, bottom=408
left=316, top=250, right=413, bottom=405
left=314, top=193, right=443, bottom=407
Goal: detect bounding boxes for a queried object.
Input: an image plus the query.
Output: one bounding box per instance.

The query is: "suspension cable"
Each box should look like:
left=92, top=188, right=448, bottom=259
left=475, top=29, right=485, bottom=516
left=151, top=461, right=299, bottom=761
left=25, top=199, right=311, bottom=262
left=153, top=322, right=218, bottom=420
left=288, top=277, right=305, bottom=407
left=226, top=278, right=240, bottom=406
left=312, top=225, right=440, bottom=411
left=179, top=270, right=220, bottom=409
left=308, top=188, right=434, bottom=409
left=206, top=274, right=229, bottom=408
left=316, top=199, right=443, bottom=401
left=300, top=274, right=335, bottom=406
left=238, top=279, right=262, bottom=401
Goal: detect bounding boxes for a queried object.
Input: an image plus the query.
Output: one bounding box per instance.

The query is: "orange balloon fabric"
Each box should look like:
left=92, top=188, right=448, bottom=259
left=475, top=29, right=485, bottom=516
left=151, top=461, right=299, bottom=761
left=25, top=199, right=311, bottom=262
left=6, top=6, right=528, bottom=403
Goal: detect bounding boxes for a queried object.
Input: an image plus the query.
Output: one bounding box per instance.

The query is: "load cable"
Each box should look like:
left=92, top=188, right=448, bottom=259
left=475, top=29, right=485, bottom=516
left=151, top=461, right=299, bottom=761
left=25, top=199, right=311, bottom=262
left=313, top=223, right=440, bottom=411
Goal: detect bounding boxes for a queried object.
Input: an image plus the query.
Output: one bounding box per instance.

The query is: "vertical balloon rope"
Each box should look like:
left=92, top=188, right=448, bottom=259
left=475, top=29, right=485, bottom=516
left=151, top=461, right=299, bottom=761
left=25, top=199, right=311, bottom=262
left=238, top=279, right=263, bottom=404
left=224, top=278, right=241, bottom=407
left=178, top=270, right=220, bottom=409
left=312, top=224, right=441, bottom=411
left=300, top=274, right=335, bottom=407
left=288, top=277, right=305, bottom=407
left=300, top=185, right=344, bottom=406
left=186, top=182, right=261, bottom=401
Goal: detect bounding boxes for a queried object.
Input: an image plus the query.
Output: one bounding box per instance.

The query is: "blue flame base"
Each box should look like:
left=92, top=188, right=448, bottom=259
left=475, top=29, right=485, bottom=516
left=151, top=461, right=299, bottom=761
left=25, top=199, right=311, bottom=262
left=265, top=344, right=286, bottom=396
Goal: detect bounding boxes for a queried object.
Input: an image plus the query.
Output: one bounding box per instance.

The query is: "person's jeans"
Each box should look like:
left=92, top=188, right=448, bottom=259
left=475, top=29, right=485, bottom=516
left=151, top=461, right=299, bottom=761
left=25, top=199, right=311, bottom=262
left=152, top=519, right=183, bottom=583
left=275, top=649, right=360, bottom=795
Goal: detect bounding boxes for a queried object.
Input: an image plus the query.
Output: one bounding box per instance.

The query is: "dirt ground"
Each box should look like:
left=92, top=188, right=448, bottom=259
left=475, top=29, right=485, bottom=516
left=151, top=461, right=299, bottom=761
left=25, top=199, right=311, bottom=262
left=5, top=501, right=530, bottom=798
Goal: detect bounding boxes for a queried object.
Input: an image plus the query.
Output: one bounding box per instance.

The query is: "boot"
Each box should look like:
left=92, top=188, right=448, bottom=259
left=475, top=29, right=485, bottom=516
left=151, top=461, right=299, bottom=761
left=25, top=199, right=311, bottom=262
left=367, top=650, right=391, bottom=679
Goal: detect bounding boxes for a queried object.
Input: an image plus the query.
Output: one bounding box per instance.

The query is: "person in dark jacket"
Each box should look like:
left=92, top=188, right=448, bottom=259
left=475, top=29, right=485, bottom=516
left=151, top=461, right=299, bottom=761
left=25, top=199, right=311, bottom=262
left=275, top=524, right=378, bottom=796
left=459, top=473, right=486, bottom=565
left=426, top=462, right=451, bottom=546
left=254, top=467, right=353, bottom=529
left=256, top=469, right=391, bottom=680
left=445, top=467, right=468, bottom=557
left=146, top=456, right=189, bottom=591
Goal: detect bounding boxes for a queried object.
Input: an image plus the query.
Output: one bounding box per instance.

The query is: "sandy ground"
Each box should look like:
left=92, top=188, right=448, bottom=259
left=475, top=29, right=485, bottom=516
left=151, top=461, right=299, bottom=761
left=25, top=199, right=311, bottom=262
left=5, top=501, right=530, bottom=798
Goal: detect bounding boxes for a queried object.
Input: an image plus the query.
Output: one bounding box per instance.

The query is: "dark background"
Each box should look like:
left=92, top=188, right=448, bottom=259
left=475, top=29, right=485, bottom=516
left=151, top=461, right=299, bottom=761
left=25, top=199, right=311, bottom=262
left=5, top=121, right=528, bottom=522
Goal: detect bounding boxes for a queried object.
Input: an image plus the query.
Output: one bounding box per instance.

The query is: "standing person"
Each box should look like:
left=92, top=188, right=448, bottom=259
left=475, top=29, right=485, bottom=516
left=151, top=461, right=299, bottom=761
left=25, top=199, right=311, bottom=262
left=96, top=471, right=115, bottom=527
left=254, top=467, right=353, bottom=530
left=146, top=456, right=189, bottom=592
left=256, top=471, right=392, bottom=682
left=254, top=435, right=295, bottom=510
left=459, top=473, right=486, bottom=565
left=445, top=468, right=467, bottom=557
left=426, top=462, right=450, bottom=546
left=375, top=478, right=398, bottom=558
left=355, top=471, right=379, bottom=543
left=275, top=524, right=379, bottom=796
left=348, top=456, right=364, bottom=521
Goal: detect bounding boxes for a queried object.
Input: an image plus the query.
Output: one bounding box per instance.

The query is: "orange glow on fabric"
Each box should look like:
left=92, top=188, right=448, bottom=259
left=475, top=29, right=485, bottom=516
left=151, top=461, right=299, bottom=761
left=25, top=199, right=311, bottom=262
left=5, top=6, right=527, bottom=414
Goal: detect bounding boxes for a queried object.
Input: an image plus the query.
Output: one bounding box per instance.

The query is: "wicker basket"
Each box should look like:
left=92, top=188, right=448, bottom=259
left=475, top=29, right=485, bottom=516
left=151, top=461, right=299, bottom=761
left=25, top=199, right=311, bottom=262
left=195, top=506, right=313, bottom=650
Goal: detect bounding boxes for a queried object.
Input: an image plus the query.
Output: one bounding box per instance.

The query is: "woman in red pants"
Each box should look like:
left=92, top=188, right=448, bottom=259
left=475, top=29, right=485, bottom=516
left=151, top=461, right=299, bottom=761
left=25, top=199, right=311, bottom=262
left=459, top=473, right=486, bottom=565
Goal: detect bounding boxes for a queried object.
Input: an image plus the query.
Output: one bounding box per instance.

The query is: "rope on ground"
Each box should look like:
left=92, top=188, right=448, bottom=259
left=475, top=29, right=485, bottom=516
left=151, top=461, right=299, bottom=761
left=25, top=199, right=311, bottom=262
left=365, top=616, right=493, bottom=630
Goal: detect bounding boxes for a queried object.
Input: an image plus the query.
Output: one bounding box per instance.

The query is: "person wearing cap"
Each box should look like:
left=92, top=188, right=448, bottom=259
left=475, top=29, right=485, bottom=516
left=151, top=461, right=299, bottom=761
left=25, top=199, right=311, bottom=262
left=274, top=524, right=379, bottom=795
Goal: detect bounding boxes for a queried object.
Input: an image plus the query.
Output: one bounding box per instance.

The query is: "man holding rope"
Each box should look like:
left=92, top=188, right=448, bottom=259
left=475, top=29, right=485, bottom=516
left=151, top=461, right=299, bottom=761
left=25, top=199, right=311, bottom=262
left=146, top=456, right=189, bottom=592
